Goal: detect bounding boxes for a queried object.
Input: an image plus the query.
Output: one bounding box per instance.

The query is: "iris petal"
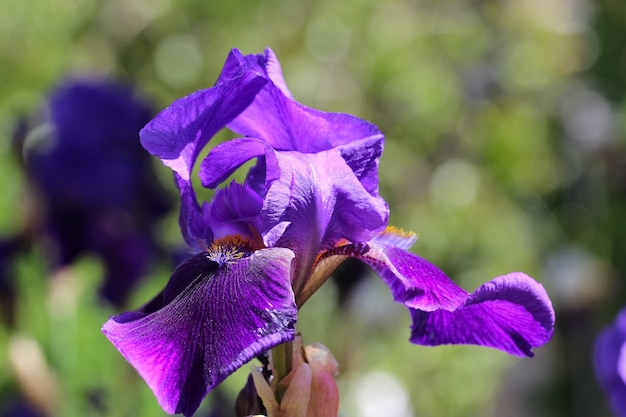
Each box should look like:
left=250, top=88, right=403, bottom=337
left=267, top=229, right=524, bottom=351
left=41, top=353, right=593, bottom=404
left=207, top=182, right=264, bottom=239
left=593, top=308, right=626, bottom=417
left=336, top=135, right=385, bottom=196
left=142, top=47, right=389, bottom=258
left=242, top=48, right=294, bottom=99
left=228, top=49, right=384, bottom=154
left=263, top=151, right=388, bottom=292
left=323, top=243, right=468, bottom=311
left=409, top=273, right=554, bottom=357
left=140, top=49, right=267, bottom=181
left=199, top=137, right=280, bottom=189
left=140, top=48, right=268, bottom=247
left=175, top=173, right=212, bottom=246
left=102, top=247, right=296, bottom=416
left=317, top=241, right=554, bottom=356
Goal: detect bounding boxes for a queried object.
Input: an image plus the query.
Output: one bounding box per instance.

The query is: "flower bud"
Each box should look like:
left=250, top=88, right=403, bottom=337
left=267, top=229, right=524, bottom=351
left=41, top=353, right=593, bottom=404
left=251, top=337, right=339, bottom=417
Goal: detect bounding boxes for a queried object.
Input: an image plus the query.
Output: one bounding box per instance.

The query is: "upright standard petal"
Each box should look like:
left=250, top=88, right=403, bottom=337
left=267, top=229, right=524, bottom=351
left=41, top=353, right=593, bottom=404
left=102, top=245, right=297, bottom=416
left=199, top=137, right=280, bottom=189
left=199, top=141, right=388, bottom=295
left=144, top=47, right=389, bottom=263
left=594, top=308, right=626, bottom=417
left=140, top=49, right=267, bottom=181
left=336, top=135, right=385, bottom=196
left=228, top=49, right=384, bottom=154
left=266, top=151, right=388, bottom=246
left=140, top=49, right=267, bottom=248
left=258, top=150, right=388, bottom=295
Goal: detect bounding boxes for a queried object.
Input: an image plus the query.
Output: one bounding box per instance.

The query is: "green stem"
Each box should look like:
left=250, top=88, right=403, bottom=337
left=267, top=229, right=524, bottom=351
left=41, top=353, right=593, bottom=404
left=270, top=340, right=293, bottom=402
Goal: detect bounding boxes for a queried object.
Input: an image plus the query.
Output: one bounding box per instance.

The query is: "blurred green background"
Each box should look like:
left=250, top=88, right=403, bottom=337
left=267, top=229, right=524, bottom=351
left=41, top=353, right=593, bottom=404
left=1, top=0, right=624, bottom=416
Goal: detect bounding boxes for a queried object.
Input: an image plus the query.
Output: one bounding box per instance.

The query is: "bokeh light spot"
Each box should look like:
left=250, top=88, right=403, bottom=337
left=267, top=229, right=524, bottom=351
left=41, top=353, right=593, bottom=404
left=560, top=86, right=614, bottom=150
left=154, top=34, right=204, bottom=88
left=305, top=15, right=352, bottom=63
left=350, top=371, right=413, bottom=417
left=429, top=158, right=480, bottom=208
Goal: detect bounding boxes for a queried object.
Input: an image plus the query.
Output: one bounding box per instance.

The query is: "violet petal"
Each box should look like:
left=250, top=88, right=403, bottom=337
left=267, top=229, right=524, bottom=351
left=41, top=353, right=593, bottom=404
left=228, top=49, right=384, bottom=154
left=199, top=137, right=280, bottom=189
left=318, top=241, right=554, bottom=356
left=175, top=173, right=212, bottom=246
left=102, top=247, right=296, bottom=416
left=207, top=182, right=264, bottom=239
left=140, top=49, right=267, bottom=181
left=409, top=273, right=555, bottom=357
left=263, top=151, right=388, bottom=291
left=336, top=135, right=385, bottom=196
left=323, top=243, right=469, bottom=311
left=594, top=308, right=626, bottom=417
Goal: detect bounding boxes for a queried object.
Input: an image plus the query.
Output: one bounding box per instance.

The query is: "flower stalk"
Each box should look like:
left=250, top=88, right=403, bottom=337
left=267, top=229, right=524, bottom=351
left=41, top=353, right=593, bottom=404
left=270, top=340, right=293, bottom=402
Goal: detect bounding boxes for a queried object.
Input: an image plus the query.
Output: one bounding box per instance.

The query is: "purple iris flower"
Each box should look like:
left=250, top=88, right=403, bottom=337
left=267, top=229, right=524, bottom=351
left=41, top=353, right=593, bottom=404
left=594, top=308, right=626, bottom=417
left=19, top=79, right=172, bottom=306
left=102, top=48, right=555, bottom=416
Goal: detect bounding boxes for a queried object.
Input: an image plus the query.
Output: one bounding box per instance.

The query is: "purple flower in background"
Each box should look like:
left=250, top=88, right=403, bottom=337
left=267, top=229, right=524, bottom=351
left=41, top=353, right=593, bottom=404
left=103, top=48, right=555, bottom=416
left=594, top=308, right=626, bottom=417
left=19, top=79, right=172, bottom=306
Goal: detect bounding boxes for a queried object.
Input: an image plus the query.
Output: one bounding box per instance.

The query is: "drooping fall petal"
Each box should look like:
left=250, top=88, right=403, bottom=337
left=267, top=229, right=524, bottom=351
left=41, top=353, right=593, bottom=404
left=102, top=247, right=297, bottom=416
left=316, top=239, right=554, bottom=357
left=409, top=273, right=554, bottom=357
